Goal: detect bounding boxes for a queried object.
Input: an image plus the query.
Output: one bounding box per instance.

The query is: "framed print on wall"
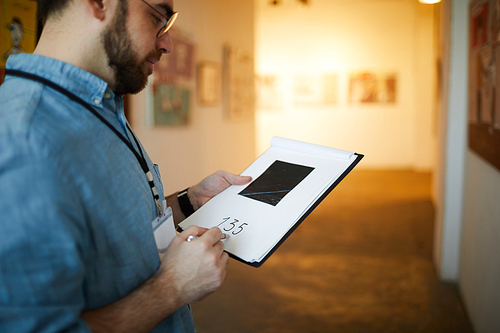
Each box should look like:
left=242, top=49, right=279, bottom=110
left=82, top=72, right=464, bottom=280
left=348, top=72, right=397, bottom=104
left=1, top=0, right=38, bottom=85
left=223, top=45, right=255, bottom=120
left=198, top=62, right=221, bottom=106
left=468, top=0, right=500, bottom=172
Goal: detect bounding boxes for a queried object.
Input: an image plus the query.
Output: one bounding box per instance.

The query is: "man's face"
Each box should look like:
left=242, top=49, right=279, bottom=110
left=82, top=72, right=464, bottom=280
left=102, top=0, right=173, bottom=95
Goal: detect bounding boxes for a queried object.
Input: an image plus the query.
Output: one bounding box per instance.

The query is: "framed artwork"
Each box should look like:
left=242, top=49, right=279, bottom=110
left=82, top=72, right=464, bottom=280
left=468, top=0, right=500, bottom=171
left=155, top=29, right=195, bottom=81
left=256, top=74, right=283, bottom=110
left=151, top=84, right=190, bottom=126
left=1, top=0, right=38, bottom=85
left=146, top=28, right=194, bottom=127
left=348, top=72, right=397, bottom=104
left=223, top=45, right=255, bottom=120
left=293, top=74, right=321, bottom=106
left=198, top=62, right=221, bottom=106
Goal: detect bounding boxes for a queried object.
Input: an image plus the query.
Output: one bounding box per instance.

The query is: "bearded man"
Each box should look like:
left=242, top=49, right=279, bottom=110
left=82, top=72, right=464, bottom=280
left=0, top=0, right=251, bottom=332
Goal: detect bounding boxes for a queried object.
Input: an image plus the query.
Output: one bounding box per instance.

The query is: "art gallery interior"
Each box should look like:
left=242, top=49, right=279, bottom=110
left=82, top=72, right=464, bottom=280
left=124, top=0, right=499, bottom=332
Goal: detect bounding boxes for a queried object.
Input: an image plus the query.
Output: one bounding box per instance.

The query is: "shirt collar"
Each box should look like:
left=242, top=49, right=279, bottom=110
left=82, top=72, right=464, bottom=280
left=6, top=53, right=115, bottom=110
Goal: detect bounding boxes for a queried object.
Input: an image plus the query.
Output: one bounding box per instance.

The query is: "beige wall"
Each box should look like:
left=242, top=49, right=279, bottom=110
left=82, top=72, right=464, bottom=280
left=254, top=0, right=437, bottom=170
left=129, top=0, right=256, bottom=192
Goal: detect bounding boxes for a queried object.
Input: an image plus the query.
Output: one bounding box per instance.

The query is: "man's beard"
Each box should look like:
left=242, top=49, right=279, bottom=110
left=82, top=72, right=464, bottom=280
left=102, top=2, right=159, bottom=95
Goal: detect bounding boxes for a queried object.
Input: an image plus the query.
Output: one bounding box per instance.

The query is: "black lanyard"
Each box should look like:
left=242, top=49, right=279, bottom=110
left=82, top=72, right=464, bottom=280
left=5, top=69, right=163, bottom=216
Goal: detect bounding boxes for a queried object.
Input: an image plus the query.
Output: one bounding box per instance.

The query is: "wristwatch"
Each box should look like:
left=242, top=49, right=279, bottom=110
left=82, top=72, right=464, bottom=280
left=177, top=188, right=195, bottom=217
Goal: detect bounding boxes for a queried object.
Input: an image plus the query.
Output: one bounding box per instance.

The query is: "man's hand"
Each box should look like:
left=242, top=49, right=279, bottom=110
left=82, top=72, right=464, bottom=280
left=188, top=170, right=252, bottom=210
left=155, top=226, right=229, bottom=305
left=82, top=172, right=250, bottom=332
left=166, top=170, right=251, bottom=226
left=81, top=226, right=229, bottom=333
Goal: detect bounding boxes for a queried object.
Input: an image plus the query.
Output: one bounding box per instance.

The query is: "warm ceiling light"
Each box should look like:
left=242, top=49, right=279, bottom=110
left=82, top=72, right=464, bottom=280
left=419, top=0, right=441, bottom=3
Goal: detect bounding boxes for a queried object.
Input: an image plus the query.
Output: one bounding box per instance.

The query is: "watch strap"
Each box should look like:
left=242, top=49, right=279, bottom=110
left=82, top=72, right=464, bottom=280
left=177, top=188, right=195, bottom=217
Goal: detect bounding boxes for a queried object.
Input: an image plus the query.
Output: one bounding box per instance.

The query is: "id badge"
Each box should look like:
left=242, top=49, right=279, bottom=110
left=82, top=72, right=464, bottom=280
left=151, top=200, right=176, bottom=253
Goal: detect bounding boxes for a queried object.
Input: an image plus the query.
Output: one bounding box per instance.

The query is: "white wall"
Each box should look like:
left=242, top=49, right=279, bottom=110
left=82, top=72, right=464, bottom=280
left=460, top=152, right=500, bottom=332
left=434, top=0, right=500, bottom=331
left=129, top=0, right=256, bottom=192
left=433, top=0, right=468, bottom=282
left=254, top=0, right=437, bottom=170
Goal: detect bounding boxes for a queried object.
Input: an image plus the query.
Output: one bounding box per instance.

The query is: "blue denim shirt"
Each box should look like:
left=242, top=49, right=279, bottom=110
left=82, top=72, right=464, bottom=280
left=0, top=54, right=196, bottom=332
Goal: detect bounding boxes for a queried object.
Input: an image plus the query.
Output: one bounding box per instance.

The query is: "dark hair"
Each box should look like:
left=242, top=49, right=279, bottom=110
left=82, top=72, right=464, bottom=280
left=37, top=0, right=128, bottom=25
left=37, top=0, right=73, bottom=25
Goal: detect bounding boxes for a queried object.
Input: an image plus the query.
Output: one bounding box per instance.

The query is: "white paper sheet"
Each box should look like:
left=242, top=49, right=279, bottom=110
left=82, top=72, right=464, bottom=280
left=179, top=137, right=360, bottom=264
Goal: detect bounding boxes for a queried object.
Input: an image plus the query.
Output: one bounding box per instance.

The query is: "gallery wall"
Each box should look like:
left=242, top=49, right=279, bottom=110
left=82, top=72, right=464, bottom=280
left=254, top=0, right=437, bottom=170
left=457, top=0, right=500, bottom=331
left=129, top=0, right=256, bottom=192
left=432, top=0, right=500, bottom=331
left=460, top=152, right=500, bottom=332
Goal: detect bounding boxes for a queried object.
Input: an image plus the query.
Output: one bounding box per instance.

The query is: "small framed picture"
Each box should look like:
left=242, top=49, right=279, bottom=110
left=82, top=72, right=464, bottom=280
left=198, top=62, right=221, bottom=106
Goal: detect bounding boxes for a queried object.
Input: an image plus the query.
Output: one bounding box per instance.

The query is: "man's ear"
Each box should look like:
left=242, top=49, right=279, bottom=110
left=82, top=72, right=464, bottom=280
left=87, top=0, right=112, bottom=21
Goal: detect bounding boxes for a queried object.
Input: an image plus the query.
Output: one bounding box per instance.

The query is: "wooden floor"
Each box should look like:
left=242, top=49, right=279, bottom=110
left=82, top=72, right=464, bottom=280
left=191, top=170, right=474, bottom=333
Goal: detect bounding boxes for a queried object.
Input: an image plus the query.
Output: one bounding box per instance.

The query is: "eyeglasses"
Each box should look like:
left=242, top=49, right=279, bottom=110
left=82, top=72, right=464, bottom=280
left=141, top=0, right=178, bottom=38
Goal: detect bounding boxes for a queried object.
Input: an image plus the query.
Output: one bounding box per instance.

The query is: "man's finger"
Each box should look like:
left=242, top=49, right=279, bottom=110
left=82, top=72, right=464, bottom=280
left=181, top=225, right=208, bottom=240
left=202, top=227, right=223, bottom=245
left=223, top=172, right=252, bottom=186
left=213, top=239, right=226, bottom=254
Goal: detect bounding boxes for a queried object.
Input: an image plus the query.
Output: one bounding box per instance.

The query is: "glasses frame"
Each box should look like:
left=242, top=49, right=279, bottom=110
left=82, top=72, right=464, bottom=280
left=141, top=0, right=178, bottom=38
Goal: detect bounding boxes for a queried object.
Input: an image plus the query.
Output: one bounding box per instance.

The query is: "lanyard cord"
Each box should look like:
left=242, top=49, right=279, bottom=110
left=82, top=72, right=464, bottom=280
left=5, top=69, right=163, bottom=214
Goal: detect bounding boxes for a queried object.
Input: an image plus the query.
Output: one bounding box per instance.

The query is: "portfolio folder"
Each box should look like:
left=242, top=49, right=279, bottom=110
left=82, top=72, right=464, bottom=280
left=179, top=137, right=364, bottom=267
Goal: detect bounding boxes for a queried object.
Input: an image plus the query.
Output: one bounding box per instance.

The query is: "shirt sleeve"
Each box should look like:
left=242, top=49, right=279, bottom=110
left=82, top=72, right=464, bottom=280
left=0, top=139, right=92, bottom=333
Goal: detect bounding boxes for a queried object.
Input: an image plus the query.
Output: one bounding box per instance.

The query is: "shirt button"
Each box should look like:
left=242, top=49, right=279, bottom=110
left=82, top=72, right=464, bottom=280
left=104, top=93, right=111, bottom=99
left=93, top=99, right=101, bottom=105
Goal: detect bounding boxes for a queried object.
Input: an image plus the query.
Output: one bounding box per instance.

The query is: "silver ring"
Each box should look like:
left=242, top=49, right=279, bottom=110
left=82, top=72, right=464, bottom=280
left=186, top=235, right=196, bottom=242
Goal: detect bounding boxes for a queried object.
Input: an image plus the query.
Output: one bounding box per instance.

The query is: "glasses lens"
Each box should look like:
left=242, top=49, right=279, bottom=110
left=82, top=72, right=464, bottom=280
left=157, top=12, right=178, bottom=38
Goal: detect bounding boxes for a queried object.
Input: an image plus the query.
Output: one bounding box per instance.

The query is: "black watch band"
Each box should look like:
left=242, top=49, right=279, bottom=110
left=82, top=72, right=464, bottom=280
left=177, top=188, right=195, bottom=217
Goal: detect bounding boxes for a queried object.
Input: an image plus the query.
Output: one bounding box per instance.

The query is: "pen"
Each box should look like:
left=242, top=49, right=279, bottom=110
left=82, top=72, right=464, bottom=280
left=186, top=233, right=229, bottom=242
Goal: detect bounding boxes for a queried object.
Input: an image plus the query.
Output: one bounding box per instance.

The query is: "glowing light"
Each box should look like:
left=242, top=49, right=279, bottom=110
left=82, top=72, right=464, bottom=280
left=419, top=0, right=441, bottom=4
